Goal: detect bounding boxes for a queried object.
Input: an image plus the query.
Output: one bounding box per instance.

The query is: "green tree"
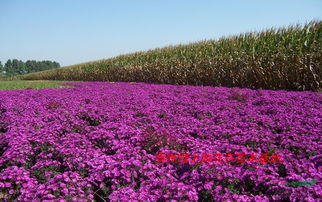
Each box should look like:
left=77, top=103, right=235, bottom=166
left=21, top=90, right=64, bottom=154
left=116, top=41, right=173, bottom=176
left=0, top=61, right=3, bottom=74
left=53, top=61, right=60, bottom=68
left=11, top=59, right=25, bottom=75
left=3, top=59, right=60, bottom=75
left=4, top=59, right=13, bottom=75
left=25, top=60, right=37, bottom=73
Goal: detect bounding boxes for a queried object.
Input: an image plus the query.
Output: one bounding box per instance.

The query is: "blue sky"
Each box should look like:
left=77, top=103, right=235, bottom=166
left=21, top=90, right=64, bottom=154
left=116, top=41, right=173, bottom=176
left=0, top=0, right=321, bottom=66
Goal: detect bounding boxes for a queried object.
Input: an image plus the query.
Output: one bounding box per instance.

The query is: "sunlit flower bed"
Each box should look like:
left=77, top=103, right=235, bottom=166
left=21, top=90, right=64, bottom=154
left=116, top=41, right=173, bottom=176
left=0, top=82, right=321, bottom=201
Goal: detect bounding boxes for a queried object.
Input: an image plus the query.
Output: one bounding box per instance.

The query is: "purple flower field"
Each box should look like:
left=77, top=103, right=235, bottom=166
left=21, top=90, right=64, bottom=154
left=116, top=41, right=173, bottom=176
left=0, top=82, right=321, bottom=201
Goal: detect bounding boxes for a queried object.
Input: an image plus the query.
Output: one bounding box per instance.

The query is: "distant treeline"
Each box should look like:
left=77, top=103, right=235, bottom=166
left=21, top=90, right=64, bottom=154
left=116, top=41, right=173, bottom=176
left=0, top=59, right=60, bottom=76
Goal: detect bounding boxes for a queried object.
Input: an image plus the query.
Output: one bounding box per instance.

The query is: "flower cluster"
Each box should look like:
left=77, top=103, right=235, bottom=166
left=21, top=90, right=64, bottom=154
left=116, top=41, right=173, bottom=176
left=0, top=82, right=321, bottom=201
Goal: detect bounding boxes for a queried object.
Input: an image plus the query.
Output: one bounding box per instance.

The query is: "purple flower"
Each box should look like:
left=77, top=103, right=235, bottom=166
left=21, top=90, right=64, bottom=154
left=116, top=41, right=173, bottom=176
left=0, top=82, right=320, bottom=201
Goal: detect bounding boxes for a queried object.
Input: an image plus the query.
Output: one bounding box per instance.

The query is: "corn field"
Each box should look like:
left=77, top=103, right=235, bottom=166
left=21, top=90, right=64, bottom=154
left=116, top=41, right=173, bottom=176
left=22, top=21, right=322, bottom=91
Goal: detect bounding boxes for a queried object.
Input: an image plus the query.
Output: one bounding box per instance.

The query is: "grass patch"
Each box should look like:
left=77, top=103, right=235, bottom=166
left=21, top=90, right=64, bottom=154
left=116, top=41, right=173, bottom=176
left=0, top=80, right=73, bottom=90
